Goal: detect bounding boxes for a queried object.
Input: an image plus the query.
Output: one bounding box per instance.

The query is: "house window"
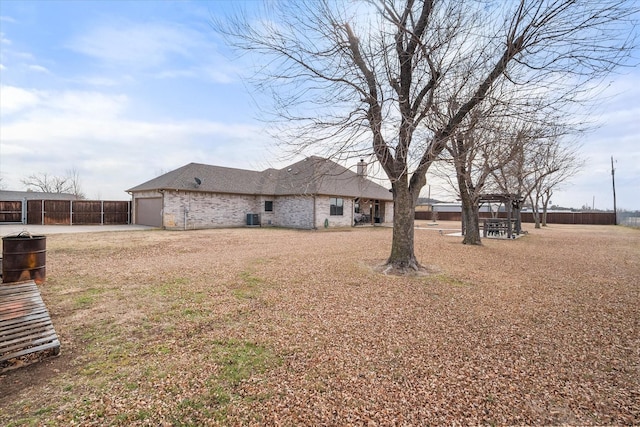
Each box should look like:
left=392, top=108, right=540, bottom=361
left=264, top=201, right=273, bottom=212
left=330, top=197, right=343, bottom=216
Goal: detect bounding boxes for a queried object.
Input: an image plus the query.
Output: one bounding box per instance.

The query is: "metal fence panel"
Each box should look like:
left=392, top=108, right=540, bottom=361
left=3, top=199, right=130, bottom=225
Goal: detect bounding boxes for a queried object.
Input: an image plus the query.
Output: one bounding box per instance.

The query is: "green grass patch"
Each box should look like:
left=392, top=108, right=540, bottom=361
left=232, top=269, right=265, bottom=299
left=34, top=406, right=55, bottom=416
left=73, top=287, right=104, bottom=309
left=136, top=409, right=152, bottom=421
left=182, top=307, right=210, bottom=319
left=151, top=276, right=190, bottom=297
left=208, top=339, right=279, bottom=386
left=151, top=344, right=172, bottom=355
left=152, top=339, right=283, bottom=423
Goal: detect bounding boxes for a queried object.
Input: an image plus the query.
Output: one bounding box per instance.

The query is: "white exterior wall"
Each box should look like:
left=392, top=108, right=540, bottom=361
left=315, top=196, right=354, bottom=228
left=132, top=190, right=393, bottom=230
left=273, top=196, right=315, bottom=229
left=258, top=196, right=276, bottom=226
left=384, top=201, right=394, bottom=224
left=163, top=191, right=260, bottom=230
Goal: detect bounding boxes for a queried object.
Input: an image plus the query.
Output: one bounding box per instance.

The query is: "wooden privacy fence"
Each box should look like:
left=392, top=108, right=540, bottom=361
left=0, top=200, right=131, bottom=225
left=416, top=211, right=616, bottom=225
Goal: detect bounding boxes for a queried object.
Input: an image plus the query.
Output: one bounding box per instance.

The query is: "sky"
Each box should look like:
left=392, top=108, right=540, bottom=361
left=0, top=0, right=638, bottom=210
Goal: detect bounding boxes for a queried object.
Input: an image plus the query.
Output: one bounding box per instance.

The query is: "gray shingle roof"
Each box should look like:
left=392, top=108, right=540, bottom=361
left=127, top=163, right=267, bottom=195
left=127, top=157, right=392, bottom=201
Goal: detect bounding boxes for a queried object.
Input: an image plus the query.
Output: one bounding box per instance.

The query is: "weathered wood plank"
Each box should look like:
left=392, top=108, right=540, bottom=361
left=0, top=299, right=46, bottom=313
left=0, top=292, right=42, bottom=304
left=1, top=331, right=59, bottom=356
left=0, top=311, right=50, bottom=329
left=0, top=316, right=51, bottom=339
left=0, top=291, right=41, bottom=302
left=0, top=280, right=60, bottom=368
left=0, top=323, right=57, bottom=345
left=0, top=290, right=46, bottom=301
left=1, top=340, right=60, bottom=363
left=0, top=300, right=46, bottom=315
left=0, top=282, right=41, bottom=295
left=0, top=308, right=47, bottom=321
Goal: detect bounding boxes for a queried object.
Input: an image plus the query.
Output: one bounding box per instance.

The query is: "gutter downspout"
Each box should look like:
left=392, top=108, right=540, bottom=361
left=159, top=189, right=165, bottom=229
left=184, top=193, right=191, bottom=230
left=351, top=198, right=354, bottom=227
left=22, top=197, right=27, bottom=224
left=184, top=207, right=188, bottom=230
left=313, top=195, right=317, bottom=229
left=126, top=192, right=132, bottom=224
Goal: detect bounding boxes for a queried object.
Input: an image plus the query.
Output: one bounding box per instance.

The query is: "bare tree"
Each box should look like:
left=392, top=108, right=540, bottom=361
left=489, top=129, right=582, bottom=228
left=526, top=140, right=583, bottom=227
left=22, top=172, right=70, bottom=193
left=66, top=167, right=85, bottom=199
left=21, top=168, right=85, bottom=199
left=443, top=116, right=527, bottom=244
left=217, top=0, right=636, bottom=271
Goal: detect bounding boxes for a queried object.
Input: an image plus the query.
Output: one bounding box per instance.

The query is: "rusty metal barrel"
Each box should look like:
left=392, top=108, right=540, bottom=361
left=2, top=232, right=46, bottom=285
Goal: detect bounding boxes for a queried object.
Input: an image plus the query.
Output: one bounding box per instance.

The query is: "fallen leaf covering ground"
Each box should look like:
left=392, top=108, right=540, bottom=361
left=0, top=221, right=638, bottom=426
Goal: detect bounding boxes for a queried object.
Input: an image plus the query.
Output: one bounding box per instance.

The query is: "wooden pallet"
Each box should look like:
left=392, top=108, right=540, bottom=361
left=0, top=280, right=60, bottom=371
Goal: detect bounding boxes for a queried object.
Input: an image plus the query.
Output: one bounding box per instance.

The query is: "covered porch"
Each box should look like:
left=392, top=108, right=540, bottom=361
left=354, top=198, right=387, bottom=226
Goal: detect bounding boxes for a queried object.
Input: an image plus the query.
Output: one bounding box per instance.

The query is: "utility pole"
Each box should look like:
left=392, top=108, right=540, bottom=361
left=611, top=156, right=617, bottom=225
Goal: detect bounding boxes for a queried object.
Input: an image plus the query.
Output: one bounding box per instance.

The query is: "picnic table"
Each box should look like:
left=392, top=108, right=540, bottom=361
left=483, top=218, right=516, bottom=238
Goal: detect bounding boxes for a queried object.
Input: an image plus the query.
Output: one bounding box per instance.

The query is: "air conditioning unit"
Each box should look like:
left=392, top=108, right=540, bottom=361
left=246, top=213, right=260, bottom=226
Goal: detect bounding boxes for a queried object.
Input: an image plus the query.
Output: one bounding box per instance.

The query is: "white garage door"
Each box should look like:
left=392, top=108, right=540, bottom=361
left=135, top=197, right=162, bottom=227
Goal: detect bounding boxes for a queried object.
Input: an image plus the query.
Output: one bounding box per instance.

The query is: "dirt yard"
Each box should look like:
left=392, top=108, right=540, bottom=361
left=0, top=222, right=638, bottom=426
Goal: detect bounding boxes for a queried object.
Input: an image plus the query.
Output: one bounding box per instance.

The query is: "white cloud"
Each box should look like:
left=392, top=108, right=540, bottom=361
left=27, top=64, right=49, bottom=73
left=0, top=85, right=42, bottom=114
left=64, top=20, right=238, bottom=84
left=74, top=76, right=124, bottom=87
left=66, top=21, right=199, bottom=69
left=0, top=85, right=127, bottom=118
left=201, top=66, right=236, bottom=84
left=154, top=65, right=237, bottom=84
left=54, top=91, right=128, bottom=118
left=0, top=86, right=276, bottom=199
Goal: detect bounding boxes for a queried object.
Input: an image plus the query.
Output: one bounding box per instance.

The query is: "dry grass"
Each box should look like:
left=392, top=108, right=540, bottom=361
left=0, top=221, right=638, bottom=426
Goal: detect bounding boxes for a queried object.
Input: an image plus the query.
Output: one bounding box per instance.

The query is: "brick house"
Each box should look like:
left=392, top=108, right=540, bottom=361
left=127, top=156, right=394, bottom=230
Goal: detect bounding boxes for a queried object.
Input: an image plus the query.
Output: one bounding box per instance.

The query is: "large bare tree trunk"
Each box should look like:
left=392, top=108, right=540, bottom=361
left=387, top=181, right=419, bottom=270
left=460, top=190, right=481, bottom=245
left=529, top=195, right=542, bottom=228
left=541, top=189, right=552, bottom=226
left=450, top=132, right=483, bottom=245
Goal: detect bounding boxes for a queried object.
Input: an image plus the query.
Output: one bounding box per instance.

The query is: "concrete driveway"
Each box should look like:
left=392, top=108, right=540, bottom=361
left=0, top=224, right=156, bottom=237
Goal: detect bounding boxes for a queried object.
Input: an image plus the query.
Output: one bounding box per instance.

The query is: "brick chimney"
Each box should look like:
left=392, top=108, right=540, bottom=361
left=357, top=159, right=367, bottom=177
